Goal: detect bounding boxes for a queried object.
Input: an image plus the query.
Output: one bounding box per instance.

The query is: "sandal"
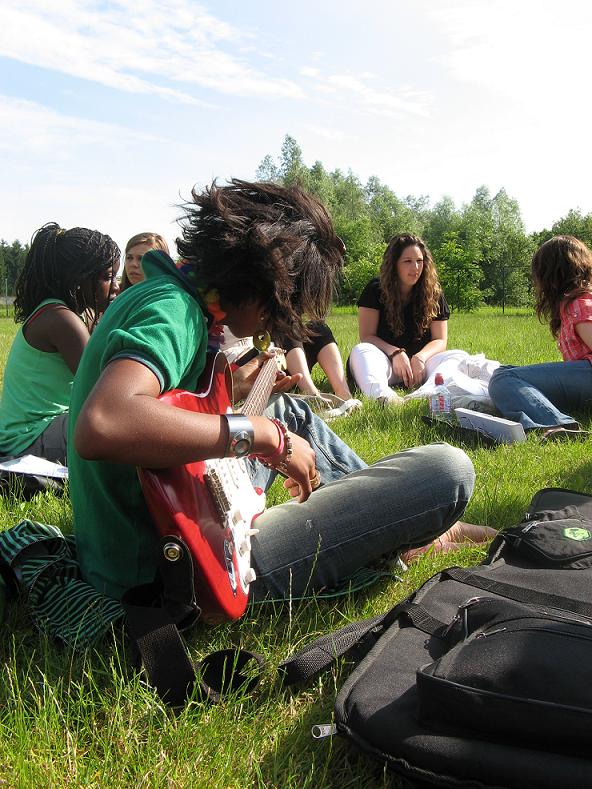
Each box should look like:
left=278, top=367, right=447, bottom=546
left=542, top=426, right=590, bottom=442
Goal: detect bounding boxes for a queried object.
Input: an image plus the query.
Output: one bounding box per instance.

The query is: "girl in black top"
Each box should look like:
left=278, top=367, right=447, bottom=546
left=349, top=233, right=449, bottom=403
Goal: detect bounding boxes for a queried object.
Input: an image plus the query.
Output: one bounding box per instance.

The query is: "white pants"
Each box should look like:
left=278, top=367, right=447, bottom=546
left=349, top=344, right=499, bottom=402
left=348, top=342, right=402, bottom=399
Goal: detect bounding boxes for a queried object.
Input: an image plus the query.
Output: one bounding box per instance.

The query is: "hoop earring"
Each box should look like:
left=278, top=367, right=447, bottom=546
left=253, top=330, right=271, bottom=351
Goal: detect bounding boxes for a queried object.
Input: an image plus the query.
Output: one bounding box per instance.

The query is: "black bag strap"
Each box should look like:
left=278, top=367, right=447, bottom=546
left=444, top=567, right=592, bottom=619
left=122, top=536, right=265, bottom=706
left=279, top=600, right=447, bottom=685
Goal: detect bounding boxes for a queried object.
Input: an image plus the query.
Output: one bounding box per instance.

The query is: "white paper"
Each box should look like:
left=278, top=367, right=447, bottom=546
left=0, top=454, right=68, bottom=479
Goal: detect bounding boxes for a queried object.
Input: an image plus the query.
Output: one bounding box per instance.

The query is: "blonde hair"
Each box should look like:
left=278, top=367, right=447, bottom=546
left=121, top=232, right=170, bottom=291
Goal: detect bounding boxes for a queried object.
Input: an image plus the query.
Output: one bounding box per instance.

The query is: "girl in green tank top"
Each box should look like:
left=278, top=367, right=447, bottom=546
left=0, top=222, right=121, bottom=463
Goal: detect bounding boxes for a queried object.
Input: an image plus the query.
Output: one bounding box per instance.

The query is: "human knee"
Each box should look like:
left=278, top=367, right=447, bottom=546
left=423, top=443, right=475, bottom=500
left=489, top=365, right=517, bottom=395
left=350, top=342, right=379, bottom=360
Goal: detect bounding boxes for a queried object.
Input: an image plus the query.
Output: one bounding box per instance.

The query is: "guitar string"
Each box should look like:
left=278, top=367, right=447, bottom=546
left=241, top=356, right=279, bottom=416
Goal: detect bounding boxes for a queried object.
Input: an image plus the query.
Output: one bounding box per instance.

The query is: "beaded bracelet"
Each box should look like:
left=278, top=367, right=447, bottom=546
left=253, top=418, right=293, bottom=475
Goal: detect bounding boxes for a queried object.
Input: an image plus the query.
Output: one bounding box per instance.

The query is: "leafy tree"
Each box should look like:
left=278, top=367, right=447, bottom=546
left=486, top=190, right=531, bottom=309
left=278, top=135, right=309, bottom=188
left=548, top=209, right=592, bottom=248
left=3, top=240, right=26, bottom=294
left=255, top=154, right=279, bottom=183
left=334, top=214, right=376, bottom=271
left=339, top=242, right=385, bottom=305
left=331, top=170, right=366, bottom=221
left=308, top=160, right=335, bottom=209
left=255, top=134, right=592, bottom=307
left=423, top=196, right=461, bottom=253
left=435, top=232, right=483, bottom=312
left=365, top=176, right=421, bottom=242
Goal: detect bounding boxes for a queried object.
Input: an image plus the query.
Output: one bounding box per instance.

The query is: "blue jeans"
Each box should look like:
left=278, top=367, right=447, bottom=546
left=247, top=394, right=366, bottom=491
left=488, top=361, right=592, bottom=429
left=250, top=441, right=475, bottom=599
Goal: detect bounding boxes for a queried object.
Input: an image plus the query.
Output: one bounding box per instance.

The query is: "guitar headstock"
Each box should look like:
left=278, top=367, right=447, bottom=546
left=269, top=344, right=286, bottom=374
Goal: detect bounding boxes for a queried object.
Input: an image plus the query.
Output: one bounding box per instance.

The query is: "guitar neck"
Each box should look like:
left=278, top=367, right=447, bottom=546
left=240, top=354, right=280, bottom=417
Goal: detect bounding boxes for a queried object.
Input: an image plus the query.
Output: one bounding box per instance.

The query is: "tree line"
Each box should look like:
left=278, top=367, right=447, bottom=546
left=3, top=138, right=592, bottom=309
left=257, top=136, right=592, bottom=310
left=0, top=240, right=28, bottom=298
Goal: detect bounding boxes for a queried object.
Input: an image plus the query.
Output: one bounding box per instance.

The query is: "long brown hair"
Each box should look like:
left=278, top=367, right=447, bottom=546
left=120, top=232, right=170, bottom=291
left=379, top=233, right=442, bottom=338
left=532, top=235, right=592, bottom=337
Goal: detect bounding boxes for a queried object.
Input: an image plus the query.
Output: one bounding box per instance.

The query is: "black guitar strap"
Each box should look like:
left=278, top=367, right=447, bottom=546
left=122, top=536, right=265, bottom=707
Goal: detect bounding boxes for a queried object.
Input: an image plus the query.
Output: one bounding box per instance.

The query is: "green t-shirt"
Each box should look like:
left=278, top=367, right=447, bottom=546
left=0, top=299, right=73, bottom=455
left=68, top=251, right=208, bottom=600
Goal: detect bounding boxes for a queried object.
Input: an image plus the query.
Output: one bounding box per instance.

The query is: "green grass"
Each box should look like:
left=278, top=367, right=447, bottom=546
left=0, top=309, right=590, bottom=787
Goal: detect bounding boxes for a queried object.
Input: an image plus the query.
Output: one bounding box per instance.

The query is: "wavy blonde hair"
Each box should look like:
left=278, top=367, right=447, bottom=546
left=532, top=236, right=592, bottom=338
left=120, top=232, right=170, bottom=291
left=379, top=233, right=442, bottom=338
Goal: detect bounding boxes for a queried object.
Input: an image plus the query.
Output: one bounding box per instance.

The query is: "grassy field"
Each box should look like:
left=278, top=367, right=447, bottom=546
left=0, top=308, right=590, bottom=787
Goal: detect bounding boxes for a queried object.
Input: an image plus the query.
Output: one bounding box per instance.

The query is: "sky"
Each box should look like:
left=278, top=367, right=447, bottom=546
left=1, top=0, right=592, bottom=254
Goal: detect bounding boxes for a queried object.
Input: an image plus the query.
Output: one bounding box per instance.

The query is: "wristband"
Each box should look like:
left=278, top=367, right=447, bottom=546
left=223, top=414, right=254, bottom=458
left=388, top=348, right=405, bottom=360
left=253, top=418, right=293, bottom=475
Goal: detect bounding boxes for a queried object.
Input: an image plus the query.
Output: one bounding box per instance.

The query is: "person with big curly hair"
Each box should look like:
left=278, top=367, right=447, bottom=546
left=348, top=233, right=450, bottom=405
left=0, top=223, right=120, bottom=463
left=489, top=235, right=592, bottom=437
left=68, top=181, right=475, bottom=603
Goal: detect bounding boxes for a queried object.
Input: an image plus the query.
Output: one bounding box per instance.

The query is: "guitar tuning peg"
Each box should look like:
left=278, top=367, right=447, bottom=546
left=243, top=568, right=257, bottom=584
left=247, top=528, right=259, bottom=537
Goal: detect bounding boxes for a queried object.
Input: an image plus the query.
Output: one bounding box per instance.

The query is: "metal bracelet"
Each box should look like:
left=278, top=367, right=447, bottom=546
left=223, top=413, right=254, bottom=458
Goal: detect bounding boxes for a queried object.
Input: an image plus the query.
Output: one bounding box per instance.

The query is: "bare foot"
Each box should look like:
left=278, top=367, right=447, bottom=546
left=400, top=522, right=497, bottom=565
left=444, top=521, right=498, bottom=543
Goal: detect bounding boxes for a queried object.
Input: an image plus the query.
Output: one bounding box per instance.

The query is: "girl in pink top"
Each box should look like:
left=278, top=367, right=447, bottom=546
left=489, top=235, right=592, bottom=435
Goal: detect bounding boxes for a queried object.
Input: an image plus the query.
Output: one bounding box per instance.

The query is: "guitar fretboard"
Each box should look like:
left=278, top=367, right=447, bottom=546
left=240, top=353, right=281, bottom=416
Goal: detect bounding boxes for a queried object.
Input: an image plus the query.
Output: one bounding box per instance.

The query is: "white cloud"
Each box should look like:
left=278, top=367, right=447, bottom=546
left=0, top=0, right=304, bottom=102
left=323, top=73, right=431, bottom=118
left=0, top=95, right=163, bottom=156
left=427, top=0, right=592, bottom=103
left=303, top=124, right=347, bottom=142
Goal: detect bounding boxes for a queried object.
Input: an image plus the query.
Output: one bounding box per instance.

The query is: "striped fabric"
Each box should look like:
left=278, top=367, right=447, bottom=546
left=0, top=520, right=124, bottom=647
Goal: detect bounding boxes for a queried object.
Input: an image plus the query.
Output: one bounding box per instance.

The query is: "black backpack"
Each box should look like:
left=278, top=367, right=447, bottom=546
left=280, top=488, right=592, bottom=789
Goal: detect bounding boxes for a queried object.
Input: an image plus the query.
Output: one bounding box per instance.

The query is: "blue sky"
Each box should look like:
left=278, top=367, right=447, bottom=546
left=1, top=0, right=591, bottom=254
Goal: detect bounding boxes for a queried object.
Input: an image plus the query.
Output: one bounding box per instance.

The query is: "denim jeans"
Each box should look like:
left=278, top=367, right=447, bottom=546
left=250, top=442, right=475, bottom=599
left=247, top=394, right=366, bottom=492
left=488, top=361, right=592, bottom=429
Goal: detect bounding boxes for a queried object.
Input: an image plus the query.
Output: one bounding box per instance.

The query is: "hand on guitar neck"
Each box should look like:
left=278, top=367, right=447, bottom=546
left=231, top=349, right=319, bottom=502
left=231, top=349, right=302, bottom=404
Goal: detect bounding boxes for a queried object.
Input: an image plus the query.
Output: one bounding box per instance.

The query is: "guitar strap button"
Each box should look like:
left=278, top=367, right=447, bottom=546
left=163, top=542, right=183, bottom=561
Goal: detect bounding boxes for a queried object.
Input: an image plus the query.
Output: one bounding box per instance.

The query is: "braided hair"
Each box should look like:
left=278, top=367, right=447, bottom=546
left=176, top=180, right=344, bottom=342
left=14, top=222, right=120, bottom=329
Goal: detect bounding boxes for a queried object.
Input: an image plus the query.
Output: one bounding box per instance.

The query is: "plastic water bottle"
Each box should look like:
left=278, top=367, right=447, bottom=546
left=430, top=373, right=451, bottom=417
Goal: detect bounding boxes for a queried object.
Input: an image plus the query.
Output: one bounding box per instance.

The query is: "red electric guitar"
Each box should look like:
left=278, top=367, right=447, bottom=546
left=138, top=349, right=282, bottom=623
